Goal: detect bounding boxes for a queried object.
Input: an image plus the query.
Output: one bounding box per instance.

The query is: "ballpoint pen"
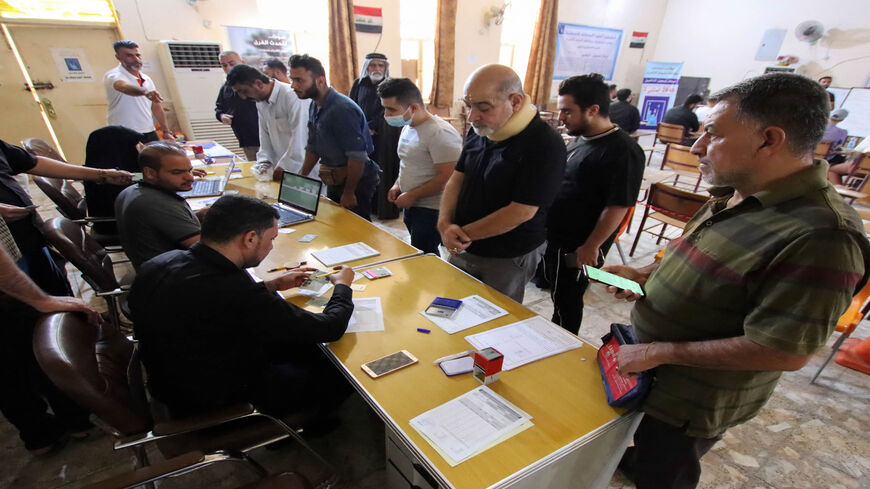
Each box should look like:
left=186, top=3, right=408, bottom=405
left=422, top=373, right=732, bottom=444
left=432, top=349, right=476, bottom=365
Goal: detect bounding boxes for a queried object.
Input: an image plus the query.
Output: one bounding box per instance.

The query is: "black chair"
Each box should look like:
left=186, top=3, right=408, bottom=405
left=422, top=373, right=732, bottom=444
left=83, top=126, right=145, bottom=236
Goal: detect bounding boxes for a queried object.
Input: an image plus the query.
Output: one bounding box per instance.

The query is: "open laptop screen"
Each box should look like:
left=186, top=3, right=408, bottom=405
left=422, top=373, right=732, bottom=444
left=278, top=172, right=322, bottom=214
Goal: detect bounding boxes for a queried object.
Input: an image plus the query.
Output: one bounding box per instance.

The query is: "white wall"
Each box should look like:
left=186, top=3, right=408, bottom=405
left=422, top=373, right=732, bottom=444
left=557, top=0, right=669, bottom=96
left=453, top=0, right=504, bottom=107
left=653, top=0, right=870, bottom=91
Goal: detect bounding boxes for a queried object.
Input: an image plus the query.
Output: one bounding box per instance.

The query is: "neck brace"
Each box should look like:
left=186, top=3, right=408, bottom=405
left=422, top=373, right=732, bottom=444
left=486, top=94, right=537, bottom=142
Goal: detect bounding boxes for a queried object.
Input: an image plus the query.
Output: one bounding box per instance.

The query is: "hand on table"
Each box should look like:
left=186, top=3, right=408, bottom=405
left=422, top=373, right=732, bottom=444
left=340, top=191, right=357, bottom=209
left=32, top=296, right=103, bottom=326
left=272, top=166, right=285, bottom=182
left=0, top=203, right=35, bottom=222
left=268, top=267, right=317, bottom=291
left=191, top=168, right=208, bottom=178
left=600, top=265, right=646, bottom=302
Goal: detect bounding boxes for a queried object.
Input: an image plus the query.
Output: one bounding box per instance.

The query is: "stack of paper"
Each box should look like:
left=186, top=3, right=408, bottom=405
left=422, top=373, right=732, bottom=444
left=464, top=316, right=583, bottom=370
left=420, top=295, right=508, bottom=334
left=311, top=242, right=379, bottom=266
left=346, top=297, right=385, bottom=333
left=410, top=386, right=533, bottom=465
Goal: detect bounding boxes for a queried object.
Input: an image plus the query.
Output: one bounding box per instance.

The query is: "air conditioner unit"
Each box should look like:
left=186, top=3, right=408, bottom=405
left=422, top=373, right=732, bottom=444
left=156, top=40, right=243, bottom=157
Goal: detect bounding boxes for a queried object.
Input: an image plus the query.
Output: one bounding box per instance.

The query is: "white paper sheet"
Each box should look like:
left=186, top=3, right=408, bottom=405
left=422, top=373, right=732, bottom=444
left=346, top=297, right=385, bottom=333
left=410, top=386, right=533, bottom=465
left=420, top=295, right=508, bottom=334
left=464, top=316, right=583, bottom=370
left=311, top=242, right=379, bottom=267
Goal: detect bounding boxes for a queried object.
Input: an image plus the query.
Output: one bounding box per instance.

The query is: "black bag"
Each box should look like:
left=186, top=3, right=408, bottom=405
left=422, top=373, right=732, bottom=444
left=597, top=323, right=653, bottom=410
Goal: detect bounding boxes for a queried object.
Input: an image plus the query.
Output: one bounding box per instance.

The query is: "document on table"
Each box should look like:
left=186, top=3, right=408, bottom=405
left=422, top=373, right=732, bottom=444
left=420, top=295, right=508, bottom=334
left=410, top=386, right=533, bottom=466
left=311, top=242, right=379, bottom=267
left=346, top=297, right=385, bottom=333
left=464, top=316, right=584, bottom=370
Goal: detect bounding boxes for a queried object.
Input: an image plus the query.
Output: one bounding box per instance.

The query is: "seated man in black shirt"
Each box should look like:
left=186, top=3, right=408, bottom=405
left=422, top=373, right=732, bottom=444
left=545, top=74, right=644, bottom=334
left=438, top=64, right=566, bottom=303
left=609, top=88, right=640, bottom=133
left=130, top=194, right=355, bottom=417
left=663, top=94, right=703, bottom=144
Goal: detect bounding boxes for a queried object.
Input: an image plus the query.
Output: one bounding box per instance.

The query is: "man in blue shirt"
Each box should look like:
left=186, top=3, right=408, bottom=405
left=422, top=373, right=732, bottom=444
left=289, top=54, right=380, bottom=220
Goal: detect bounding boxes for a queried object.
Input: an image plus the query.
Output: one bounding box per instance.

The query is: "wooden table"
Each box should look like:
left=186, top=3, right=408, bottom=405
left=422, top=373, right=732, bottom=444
left=305, top=255, right=639, bottom=489
left=640, top=167, right=677, bottom=191
left=834, top=185, right=869, bottom=204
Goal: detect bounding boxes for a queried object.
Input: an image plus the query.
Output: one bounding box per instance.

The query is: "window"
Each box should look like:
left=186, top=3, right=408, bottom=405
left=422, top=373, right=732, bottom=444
left=498, top=0, right=541, bottom=83
left=400, top=0, right=436, bottom=101
left=256, top=0, right=329, bottom=77
left=0, top=0, right=115, bottom=23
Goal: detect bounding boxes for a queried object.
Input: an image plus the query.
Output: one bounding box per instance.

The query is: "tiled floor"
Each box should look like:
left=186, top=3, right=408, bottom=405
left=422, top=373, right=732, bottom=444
left=2, top=159, right=869, bottom=488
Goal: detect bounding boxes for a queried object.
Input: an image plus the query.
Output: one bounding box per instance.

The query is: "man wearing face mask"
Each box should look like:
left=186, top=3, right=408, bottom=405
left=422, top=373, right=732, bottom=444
left=350, top=53, right=402, bottom=219
left=437, top=64, right=567, bottom=303
left=378, top=78, right=462, bottom=254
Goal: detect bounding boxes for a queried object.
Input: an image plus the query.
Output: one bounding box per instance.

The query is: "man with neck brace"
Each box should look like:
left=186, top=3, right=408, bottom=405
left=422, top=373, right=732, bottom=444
left=438, top=64, right=567, bottom=303
left=350, top=53, right=402, bottom=219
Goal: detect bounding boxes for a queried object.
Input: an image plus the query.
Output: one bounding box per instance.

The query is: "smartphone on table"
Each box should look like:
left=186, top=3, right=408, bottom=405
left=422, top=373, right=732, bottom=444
left=361, top=350, right=418, bottom=378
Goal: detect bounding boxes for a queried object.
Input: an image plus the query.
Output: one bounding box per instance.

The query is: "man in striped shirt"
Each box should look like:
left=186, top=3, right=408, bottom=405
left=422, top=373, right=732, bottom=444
left=604, top=73, right=870, bottom=489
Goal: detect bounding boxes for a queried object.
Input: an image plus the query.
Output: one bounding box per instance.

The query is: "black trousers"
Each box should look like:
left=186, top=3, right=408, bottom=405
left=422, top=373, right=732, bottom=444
left=325, top=167, right=380, bottom=222
left=0, top=248, right=90, bottom=450
left=542, top=234, right=615, bottom=335
left=619, top=415, right=721, bottom=489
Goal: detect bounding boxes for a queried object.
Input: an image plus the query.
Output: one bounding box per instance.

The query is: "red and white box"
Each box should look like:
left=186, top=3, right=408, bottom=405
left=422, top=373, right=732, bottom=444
left=472, top=347, right=503, bottom=385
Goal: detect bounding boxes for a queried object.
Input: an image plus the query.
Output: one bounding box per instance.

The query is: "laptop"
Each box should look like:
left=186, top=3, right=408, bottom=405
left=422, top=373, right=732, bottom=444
left=178, top=157, right=236, bottom=198
left=271, top=171, right=322, bottom=226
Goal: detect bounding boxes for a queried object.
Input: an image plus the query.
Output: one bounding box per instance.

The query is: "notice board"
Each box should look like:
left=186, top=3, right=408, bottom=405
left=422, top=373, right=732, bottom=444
left=839, top=88, right=870, bottom=138
left=553, top=23, right=623, bottom=81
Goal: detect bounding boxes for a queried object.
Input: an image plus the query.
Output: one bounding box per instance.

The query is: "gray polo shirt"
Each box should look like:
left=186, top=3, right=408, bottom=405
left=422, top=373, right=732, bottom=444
left=396, top=115, right=462, bottom=210
left=115, top=182, right=201, bottom=269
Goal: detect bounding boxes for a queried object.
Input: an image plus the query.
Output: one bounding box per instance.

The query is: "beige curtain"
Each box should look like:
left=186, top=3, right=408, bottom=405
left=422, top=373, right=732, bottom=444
left=429, top=0, right=457, bottom=110
left=523, top=0, right=558, bottom=108
left=328, top=0, right=359, bottom=95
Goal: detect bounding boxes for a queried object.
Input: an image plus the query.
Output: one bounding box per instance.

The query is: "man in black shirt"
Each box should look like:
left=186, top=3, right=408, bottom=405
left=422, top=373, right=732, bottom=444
left=130, top=195, right=355, bottom=416
left=546, top=74, right=644, bottom=334
left=438, top=64, right=566, bottom=303
left=663, top=94, right=703, bottom=143
left=216, top=51, right=259, bottom=161
left=609, top=88, right=640, bottom=133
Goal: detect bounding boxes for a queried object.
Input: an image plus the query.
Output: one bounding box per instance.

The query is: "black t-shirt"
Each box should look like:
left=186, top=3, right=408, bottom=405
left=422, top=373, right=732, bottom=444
left=662, top=106, right=699, bottom=132
left=0, top=139, right=44, bottom=254
left=547, top=128, right=645, bottom=248
left=454, top=114, right=566, bottom=257
left=609, top=101, right=640, bottom=134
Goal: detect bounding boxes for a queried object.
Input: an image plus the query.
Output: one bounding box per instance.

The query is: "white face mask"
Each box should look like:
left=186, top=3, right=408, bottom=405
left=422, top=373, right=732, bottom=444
left=369, top=71, right=385, bottom=82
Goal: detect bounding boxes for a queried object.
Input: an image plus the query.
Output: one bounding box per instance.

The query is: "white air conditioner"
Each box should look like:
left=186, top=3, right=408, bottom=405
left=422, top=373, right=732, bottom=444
left=156, top=40, right=243, bottom=157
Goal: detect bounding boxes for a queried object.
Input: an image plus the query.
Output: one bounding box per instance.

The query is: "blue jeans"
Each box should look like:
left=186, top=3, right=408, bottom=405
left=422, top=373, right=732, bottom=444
left=403, top=207, right=441, bottom=254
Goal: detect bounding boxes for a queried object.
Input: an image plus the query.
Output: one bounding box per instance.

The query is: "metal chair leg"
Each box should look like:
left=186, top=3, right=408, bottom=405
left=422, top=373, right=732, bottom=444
left=656, top=223, right=668, bottom=245
left=810, top=332, right=851, bottom=384
left=616, top=241, right=627, bottom=265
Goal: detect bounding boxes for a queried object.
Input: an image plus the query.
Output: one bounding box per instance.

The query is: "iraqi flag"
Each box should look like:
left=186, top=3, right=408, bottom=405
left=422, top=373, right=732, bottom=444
left=354, top=5, right=383, bottom=33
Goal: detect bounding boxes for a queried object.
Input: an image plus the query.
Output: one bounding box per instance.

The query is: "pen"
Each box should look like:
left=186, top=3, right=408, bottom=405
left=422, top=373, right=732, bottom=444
left=267, top=261, right=307, bottom=273
left=205, top=171, right=216, bottom=175
left=432, top=349, right=475, bottom=365
left=314, top=269, right=340, bottom=279
left=417, top=328, right=430, bottom=334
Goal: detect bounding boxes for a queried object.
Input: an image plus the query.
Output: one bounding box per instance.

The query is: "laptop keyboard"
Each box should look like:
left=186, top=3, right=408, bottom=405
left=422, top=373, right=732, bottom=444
left=275, top=206, right=309, bottom=226
left=180, top=179, right=221, bottom=197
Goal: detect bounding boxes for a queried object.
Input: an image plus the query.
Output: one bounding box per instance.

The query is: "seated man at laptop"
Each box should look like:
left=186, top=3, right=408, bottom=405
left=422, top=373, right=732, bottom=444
left=116, top=141, right=204, bottom=269
left=130, top=194, right=355, bottom=418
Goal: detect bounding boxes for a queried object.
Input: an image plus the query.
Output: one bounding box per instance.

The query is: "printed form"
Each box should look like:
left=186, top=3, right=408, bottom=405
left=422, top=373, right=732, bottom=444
left=346, top=297, right=385, bottom=333
left=464, top=316, right=584, bottom=370
left=420, top=295, right=508, bottom=334
left=410, top=386, right=533, bottom=465
left=311, top=242, right=379, bottom=266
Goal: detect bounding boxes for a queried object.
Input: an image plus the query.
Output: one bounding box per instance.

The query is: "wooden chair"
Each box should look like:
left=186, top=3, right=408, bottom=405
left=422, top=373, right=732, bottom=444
left=643, top=122, right=687, bottom=165
left=813, top=140, right=833, bottom=160
left=629, top=183, right=710, bottom=257
left=660, top=143, right=704, bottom=192
left=845, top=153, right=870, bottom=191
left=613, top=206, right=636, bottom=264
left=810, top=279, right=870, bottom=383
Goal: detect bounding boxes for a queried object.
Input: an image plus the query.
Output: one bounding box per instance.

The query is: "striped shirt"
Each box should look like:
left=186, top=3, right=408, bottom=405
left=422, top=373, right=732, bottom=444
left=631, top=160, right=870, bottom=438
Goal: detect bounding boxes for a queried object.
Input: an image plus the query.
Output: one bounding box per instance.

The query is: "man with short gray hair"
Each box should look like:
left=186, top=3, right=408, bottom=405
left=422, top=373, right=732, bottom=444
left=437, top=64, right=566, bottom=302
left=216, top=51, right=259, bottom=161
left=604, top=73, right=870, bottom=489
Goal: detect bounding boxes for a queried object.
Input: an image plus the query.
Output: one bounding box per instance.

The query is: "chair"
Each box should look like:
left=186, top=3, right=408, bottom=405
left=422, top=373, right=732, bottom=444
left=813, top=140, right=833, bottom=160
left=84, top=464, right=313, bottom=489
left=31, top=175, right=88, bottom=220
left=844, top=153, right=870, bottom=191
left=660, top=143, right=704, bottom=192
left=643, top=122, right=686, bottom=165
left=629, top=183, right=709, bottom=257
left=41, top=217, right=130, bottom=331
left=33, top=312, right=335, bottom=487
left=613, top=206, right=636, bottom=265
left=21, top=136, right=64, bottom=161
left=810, top=279, right=870, bottom=383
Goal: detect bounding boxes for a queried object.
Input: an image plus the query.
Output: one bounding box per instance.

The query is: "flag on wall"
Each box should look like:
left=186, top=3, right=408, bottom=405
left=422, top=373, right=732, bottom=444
left=354, top=5, right=383, bottom=33
left=629, top=32, right=648, bottom=49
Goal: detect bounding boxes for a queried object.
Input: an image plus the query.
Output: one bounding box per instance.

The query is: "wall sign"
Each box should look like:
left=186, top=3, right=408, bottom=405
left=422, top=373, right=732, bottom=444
left=637, top=61, right=684, bottom=130
left=553, top=23, right=623, bottom=81
left=50, top=48, right=94, bottom=83
left=225, top=26, right=295, bottom=67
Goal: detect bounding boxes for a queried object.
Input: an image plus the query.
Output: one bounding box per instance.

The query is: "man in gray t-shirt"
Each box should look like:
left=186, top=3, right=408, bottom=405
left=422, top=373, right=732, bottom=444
left=116, top=141, right=203, bottom=269
left=378, top=78, right=462, bottom=254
